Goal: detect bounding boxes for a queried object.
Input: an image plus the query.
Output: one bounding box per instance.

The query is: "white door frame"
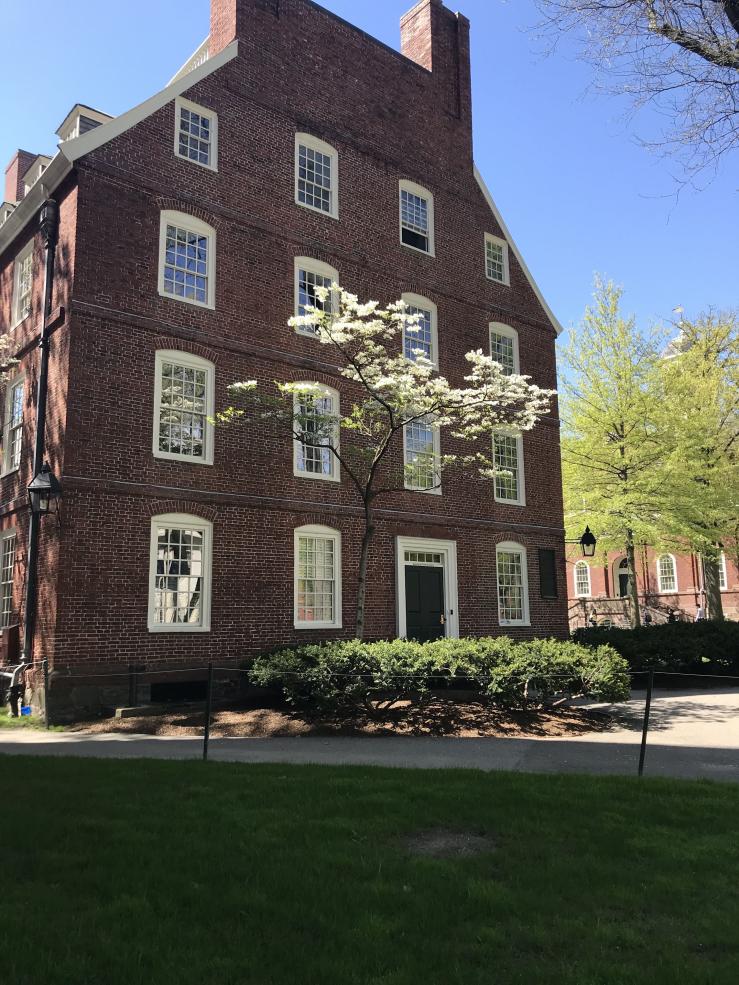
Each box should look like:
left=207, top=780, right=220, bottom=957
left=395, top=535, right=459, bottom=639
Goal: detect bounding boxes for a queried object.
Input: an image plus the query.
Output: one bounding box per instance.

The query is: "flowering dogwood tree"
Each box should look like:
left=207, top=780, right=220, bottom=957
left=220, top=287, right=554, bottom=638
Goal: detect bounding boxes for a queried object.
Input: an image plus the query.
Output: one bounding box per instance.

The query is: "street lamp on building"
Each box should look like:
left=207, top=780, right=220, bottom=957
left=579, top=526, right=597, bottom=557
left=27, top=462, right=62, bottom=517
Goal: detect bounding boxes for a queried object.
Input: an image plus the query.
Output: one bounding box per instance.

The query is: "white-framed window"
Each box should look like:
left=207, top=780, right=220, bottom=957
left=148, top=514, right=212, bottom=632
left=493, top=432, right=525, bottom=505
left=294, top=524, right=342, bottom=629
left=295, top=133, right=338, bottom=219
left=293, top=384, right=340, bottom=482
left=489, top=323, right=519, bottom=376
left=174, top=96, right=218, bottom=171
left=401, top=293, right=438, bottom=368
left=399, top=180, right=434, bottom=256
left=158, top=211, right=215, bottom=309
left=574, top=560, right=591, bottom=598
left=0, top=530, right=16, bottom=629
left=404, top=418, right=441, bottom=493
left=496, top=541, right=530, bottom=626
left=294, top=257, right=339, bottom=335
left=2, top=377, right=24, bottom=475
left=719, top=553, right=728, bottom=591
left=657, top=554, right=678, bottom=593
left=485, top=233, right=510, bottom=285
left=12, top=241, right=33, bottom=325
left=153, top=351, right=215, bottom=465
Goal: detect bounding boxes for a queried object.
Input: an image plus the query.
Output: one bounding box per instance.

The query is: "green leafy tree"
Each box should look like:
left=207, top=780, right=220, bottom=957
left=218, top=287, right=553, bottom=638
left=561, top=277, right=670, bottom=627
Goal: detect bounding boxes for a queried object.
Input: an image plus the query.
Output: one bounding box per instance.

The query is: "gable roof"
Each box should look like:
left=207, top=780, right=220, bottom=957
left=474, top=165, right=562, bottom=336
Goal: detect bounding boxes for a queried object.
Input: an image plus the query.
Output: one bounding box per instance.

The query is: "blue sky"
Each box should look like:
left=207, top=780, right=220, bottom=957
left=2, top=0, right=736, bottom=335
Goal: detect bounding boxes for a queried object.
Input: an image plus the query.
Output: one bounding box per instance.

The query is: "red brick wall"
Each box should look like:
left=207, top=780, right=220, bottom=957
left=4, top=150, right=37, bottom=203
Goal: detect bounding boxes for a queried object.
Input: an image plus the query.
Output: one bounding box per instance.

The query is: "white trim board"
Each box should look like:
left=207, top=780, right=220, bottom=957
left=474, top=165, right=563, bottom=337
left=395, top=535, right=459, bottom=640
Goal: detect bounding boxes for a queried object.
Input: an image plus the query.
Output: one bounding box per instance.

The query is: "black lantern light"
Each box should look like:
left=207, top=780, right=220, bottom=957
left=579, top=525, right=597, bottom=558
left=28, top=462, right=63, bottom=517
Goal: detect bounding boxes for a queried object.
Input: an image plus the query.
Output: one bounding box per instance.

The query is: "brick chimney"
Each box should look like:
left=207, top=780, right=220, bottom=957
left=210, top=0, right=279, bottom=57
left=4, top=149, right=37, bottom=203
left=400, top=0, right=471, bottom=122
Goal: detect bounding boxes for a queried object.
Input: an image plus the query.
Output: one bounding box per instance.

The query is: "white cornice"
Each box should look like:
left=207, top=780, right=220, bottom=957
left=474, top=165, right=563, bottom=336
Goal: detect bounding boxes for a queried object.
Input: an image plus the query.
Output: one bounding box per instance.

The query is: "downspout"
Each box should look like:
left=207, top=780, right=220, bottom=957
left=13, top=199, right=60, bottom=704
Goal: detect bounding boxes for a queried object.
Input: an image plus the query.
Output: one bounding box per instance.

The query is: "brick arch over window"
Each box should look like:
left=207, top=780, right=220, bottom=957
left=144, top=500, right=218, bottom=523
left=153, top=336, right=220, bottom=365
left=153, top=198, right=224, bottom=231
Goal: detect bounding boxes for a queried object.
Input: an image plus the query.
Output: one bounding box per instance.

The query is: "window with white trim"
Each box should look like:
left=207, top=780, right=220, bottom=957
left=657, top=554, right=678, bottom=593
left=496, top=542, right=530, bottom=626
left=2, top=378, right=24, bottom=474
left=489, top=323, right=519, bottom=376
left=174, top=97, right=218, bottom=170
left=399, top=180, right=434, bottom=255
left=574, top=560, right=591, bottom=598
left=158, top=211, right=215, bottom=309
left=294, top=257, right=338, bottom=335
left=401, top=293, right=438, bottom=367
left=493, top=432, right=525, bottom=505
left=293, top=384, right=340, bottom=481
left=153, top=351, right=214, bottom=464
left=295, top=134, right=338, bottom=218
left=485, top=233, right=510, bottom=285
left=404, top=418, right=441, bottom=493
left=12, top=242, right=33, bottom=325
left=719, top=553, right=728, bottom=591
left=0, top=530, right=16, bottom=629
left=148, top=514, right=212, bottom=632
left=294, top=525, right=342, bottom=628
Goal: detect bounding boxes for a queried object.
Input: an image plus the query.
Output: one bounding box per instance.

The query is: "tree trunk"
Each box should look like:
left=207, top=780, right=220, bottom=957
left=625, top=531, right=641, bottom=629
left=702, top=554, right=725, bottom=622
left=354, top=499, right=376, bottom=639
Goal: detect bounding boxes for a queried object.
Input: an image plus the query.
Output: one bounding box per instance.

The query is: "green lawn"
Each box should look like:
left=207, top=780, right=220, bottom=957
left=1, top=759, right=738, bottom=985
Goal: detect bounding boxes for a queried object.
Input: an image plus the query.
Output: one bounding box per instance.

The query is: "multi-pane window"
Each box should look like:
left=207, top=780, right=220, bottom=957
left=574, top=561, right=591, bottom=597
left=149, top=515, right=211, bottom=632
left=295, top=134, right=338, bottom=218
left=401, top=294, right=437, bottom=367
left=404, top=419, right=439, bottom=493
left=657, top=554, right=677, bottom=593
left=294, top=526, right=341, bottom=628
left=485, top=234, right=509, bottom=285
left=175, top=97, right=217, bottom=170
left=294, top=258, right=338, bottom=334
left=490, top=324, right=519, bottom=376
left=154, top=352, right=214, bottom=464
left=3, top=379, right=24, bottom=474
left=399, top=181, right=434, bottom=254
left=12, top=243, right=33, bottom=324
left=293, top=385, right=339, bottom=481
left=158, top=211, right=215, bottom=308
left=497, top=543, right=529, bottom=625
left=493, top=433, right=523, bottom=504
left=0, top=532, right=16, bottom=629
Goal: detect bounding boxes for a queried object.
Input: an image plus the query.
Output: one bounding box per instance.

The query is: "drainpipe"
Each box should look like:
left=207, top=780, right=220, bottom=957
left=19, top=199, right=59, bottom=672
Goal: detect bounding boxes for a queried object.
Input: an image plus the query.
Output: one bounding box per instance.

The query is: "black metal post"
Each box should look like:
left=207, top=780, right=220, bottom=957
left=43, top=658, right=50, bottom=728
left=203, top=662, right=214, bottom=762
left=21, top=200, right=60, bottom=667
left=638, top=669, right=654, bottom=777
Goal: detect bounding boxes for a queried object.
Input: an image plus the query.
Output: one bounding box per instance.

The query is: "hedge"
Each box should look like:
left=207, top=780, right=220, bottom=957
left=249, top=637, right=630, bottom=713
left=572, top=621, right=739, bottom=674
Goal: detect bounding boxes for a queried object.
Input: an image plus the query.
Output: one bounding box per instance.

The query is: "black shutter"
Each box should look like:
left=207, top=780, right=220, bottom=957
left=538, top=549, right=558, bottom=598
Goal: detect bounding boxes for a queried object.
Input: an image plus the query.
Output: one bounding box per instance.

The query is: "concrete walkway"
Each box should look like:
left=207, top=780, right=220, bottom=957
left=1, top=689, right=737, bottom=781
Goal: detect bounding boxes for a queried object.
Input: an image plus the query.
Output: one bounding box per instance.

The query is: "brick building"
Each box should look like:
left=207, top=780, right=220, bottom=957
left=567, top=547, right=738, bottom=629
left=0, top=0, right=567, bottom=715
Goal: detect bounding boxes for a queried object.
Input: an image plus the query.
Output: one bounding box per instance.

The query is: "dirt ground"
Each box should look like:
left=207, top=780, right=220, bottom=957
left=69, top=698, right=612, bottom=738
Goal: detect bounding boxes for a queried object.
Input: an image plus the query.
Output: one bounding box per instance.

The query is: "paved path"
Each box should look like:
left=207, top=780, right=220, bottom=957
left=1, top=689, right=737, bottom=781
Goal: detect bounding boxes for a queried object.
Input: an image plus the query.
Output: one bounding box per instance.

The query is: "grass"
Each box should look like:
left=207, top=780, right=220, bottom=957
left=0, top=707, right=63, bottom=730
left=1, top=759, right=738, bottom=985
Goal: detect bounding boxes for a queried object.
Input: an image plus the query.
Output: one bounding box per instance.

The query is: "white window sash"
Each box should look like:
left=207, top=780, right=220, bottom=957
left=174, top=97, right=218, bottom=171
left=152, top=351, right=215, bottom=465
left=158, top=211, right=216, bottom=310
left=398, top=180, right=435, bottom=256
left=2, top=379, right=24, bottom=475
left=294, top=526, right=342, bottom=629
left=294, top=134, right=339, bottom=219
left=148, top=514, right=212, bottom=633
left=485, top=233, right=510, bottom=285
left=496, top=542, right=530, bottom=626
left=493, top=432, right=525, bottom=505
left=292, top=386, right=340, bottom=482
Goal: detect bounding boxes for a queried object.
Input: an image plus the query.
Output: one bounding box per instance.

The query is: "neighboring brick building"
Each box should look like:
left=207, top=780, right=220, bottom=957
left=567, top=547, right=738, bottom=629
left=0, top=0, right=568, bottom=715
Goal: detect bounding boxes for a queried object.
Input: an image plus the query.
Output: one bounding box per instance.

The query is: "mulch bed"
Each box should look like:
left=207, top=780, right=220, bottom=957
left=69, top=697, right=612, bottom=738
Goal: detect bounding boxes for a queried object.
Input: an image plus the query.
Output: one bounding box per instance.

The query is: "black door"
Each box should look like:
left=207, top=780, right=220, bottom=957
left=618, top=561, right=629, bottom=598
left=405, top=566, right=445, bottom=642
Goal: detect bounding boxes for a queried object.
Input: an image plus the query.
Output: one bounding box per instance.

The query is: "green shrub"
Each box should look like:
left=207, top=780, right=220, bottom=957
left=573, top=622, right=739, bottom=674
left=249, top=637, right=630, bottom=713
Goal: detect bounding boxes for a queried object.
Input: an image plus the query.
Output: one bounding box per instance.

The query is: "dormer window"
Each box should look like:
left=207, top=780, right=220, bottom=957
left=399, top=180, right=434, bottom=256
left=175, top=97, right=218, bottom=170
left=22, top=156, right=52, bottom=197
left=56, top=105, right=113, bottom=143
